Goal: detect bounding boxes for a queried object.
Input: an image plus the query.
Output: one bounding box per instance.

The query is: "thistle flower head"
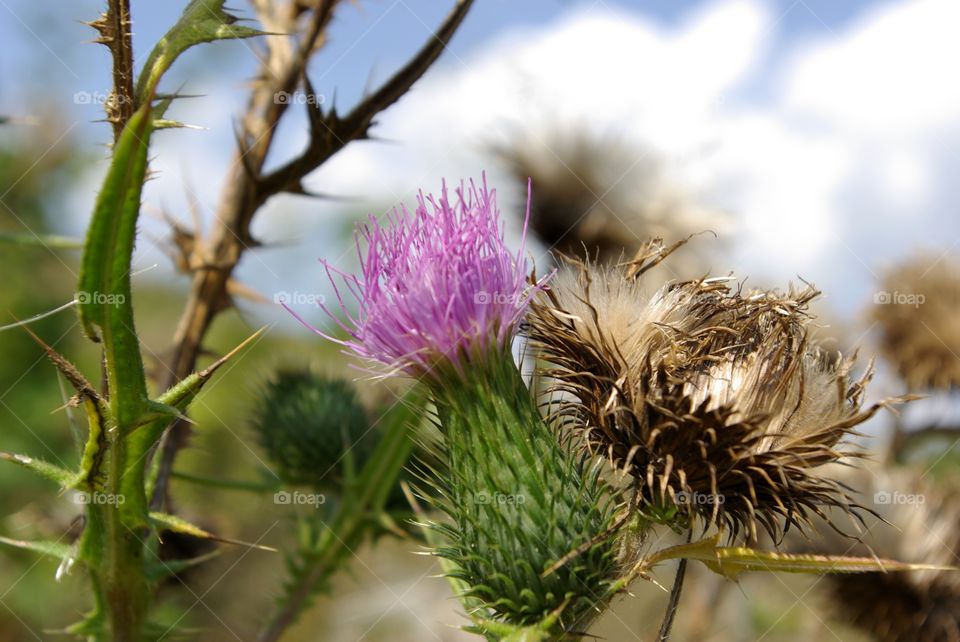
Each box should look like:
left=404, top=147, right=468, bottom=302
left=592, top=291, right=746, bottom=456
left=871, top=253, right=960, bottom=391
left=528, top=241, right=888, bottom=541
left=306, top=175, right=547, bottom=378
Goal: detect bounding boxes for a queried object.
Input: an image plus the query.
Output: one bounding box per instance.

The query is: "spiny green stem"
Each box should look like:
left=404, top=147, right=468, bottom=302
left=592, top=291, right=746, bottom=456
left=96, top=436, right=150, bottom=641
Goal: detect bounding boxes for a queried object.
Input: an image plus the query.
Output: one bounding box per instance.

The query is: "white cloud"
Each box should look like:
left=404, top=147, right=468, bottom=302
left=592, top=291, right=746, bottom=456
left=306, top=0, right=774, bottom=249
left=782, top=0, right=960, bottom=135
left=291, top=0, right=951, bottom=323
left=65, top=0, right=960, bottom=329
left=703, top=111, right=852, bottom=261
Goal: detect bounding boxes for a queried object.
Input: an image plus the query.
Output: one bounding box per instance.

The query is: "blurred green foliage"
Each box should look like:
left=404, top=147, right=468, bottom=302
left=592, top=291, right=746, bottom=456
left=0, top=125, right=89, bottom=638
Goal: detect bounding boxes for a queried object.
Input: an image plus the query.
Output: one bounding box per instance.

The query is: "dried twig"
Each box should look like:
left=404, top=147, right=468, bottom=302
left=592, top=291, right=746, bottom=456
left=656, top=535, right=690, bottom=642
left=87, top=0, right=136, bottom=140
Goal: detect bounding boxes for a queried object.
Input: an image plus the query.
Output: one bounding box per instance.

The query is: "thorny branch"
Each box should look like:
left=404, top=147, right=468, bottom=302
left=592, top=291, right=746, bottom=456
left=88, top=0, right=136, bottom=141
left=150, top=0, right=475, bottom=510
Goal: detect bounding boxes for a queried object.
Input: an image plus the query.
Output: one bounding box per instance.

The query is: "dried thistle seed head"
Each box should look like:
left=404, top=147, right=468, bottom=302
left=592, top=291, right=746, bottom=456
left=810, top=470, right=960, bottom=642
left=826, top=571, right=960, bottom=642
left=870, top=253, right=960, bottom=391
left=493, top=128, right=723, bottom=271
left=252, top=370, right=374, bottom=489
left=527, top=243, right=887, bottom=541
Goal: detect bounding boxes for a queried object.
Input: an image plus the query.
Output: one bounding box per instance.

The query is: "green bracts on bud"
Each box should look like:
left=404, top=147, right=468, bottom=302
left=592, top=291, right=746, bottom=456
left=253, top=371, right=374, bottom=489
left=429, top=349, right=618, bottom=634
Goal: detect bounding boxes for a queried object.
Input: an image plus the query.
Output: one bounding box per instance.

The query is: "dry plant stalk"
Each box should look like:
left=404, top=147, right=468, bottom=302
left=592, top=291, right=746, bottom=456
left=86, top=0, right=135, bottom=141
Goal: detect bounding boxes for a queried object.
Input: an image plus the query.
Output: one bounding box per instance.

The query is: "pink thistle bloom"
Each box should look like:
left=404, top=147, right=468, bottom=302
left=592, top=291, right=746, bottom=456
left=288, top=175, right=549, bottom=377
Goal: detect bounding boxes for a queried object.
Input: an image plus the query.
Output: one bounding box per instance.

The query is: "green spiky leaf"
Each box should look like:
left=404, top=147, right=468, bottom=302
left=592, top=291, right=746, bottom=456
left=0, top=535, right=72, bottom=560
left=149, top=511, right=211, bottom=539
left=149, top=512, right=276, bottom=552
left=0, top=452, right=78, bottom=488
left=0, top=232, right=83, bottom=249
left=155, top=328, right=266, bottom=412
left=77, top=396, right=107, bottom=488
left=644, top=535, right=956, bottom=580
left=136, top=0, right=267, bottom=101
left=145, top=550, right=221, bottom=582
left=152, top=119, right=204, bottom=130
left=64, top=609, right=106, bottom=638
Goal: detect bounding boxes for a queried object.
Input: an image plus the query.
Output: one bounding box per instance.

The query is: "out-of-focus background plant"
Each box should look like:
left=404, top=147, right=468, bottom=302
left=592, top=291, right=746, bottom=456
left=1, top=0, right=959, bottom=640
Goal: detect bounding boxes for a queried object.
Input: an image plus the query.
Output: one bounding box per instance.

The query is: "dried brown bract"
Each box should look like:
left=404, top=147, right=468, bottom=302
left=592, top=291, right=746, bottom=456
left=871, top=254, right=960, bottom=391
left=527, top=240, right=890, bottom=542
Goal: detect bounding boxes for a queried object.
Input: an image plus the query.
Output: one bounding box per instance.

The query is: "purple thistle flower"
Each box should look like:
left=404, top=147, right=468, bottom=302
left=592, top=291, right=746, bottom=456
left=289, top=175, right=549, bottom=377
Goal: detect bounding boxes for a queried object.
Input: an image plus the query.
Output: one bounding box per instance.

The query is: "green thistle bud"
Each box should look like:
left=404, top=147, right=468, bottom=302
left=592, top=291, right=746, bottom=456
left=253, top=370, right=373, bottom=490
left=431, top=349, right=619, bottom=633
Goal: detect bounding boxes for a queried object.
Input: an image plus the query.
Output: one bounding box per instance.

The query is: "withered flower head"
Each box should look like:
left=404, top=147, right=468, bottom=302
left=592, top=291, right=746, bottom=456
left=527, top=240, right=887, bottom=542
left=813, top=471, right=960, bottom=642
left=494, top=127, right=723, bottom=271
left=870, top=253, right=960, bottom=391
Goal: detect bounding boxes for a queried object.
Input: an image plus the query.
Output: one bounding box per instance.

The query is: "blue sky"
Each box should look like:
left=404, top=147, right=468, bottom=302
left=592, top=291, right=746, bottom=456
left=1, top=0, right=887, bottom=120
